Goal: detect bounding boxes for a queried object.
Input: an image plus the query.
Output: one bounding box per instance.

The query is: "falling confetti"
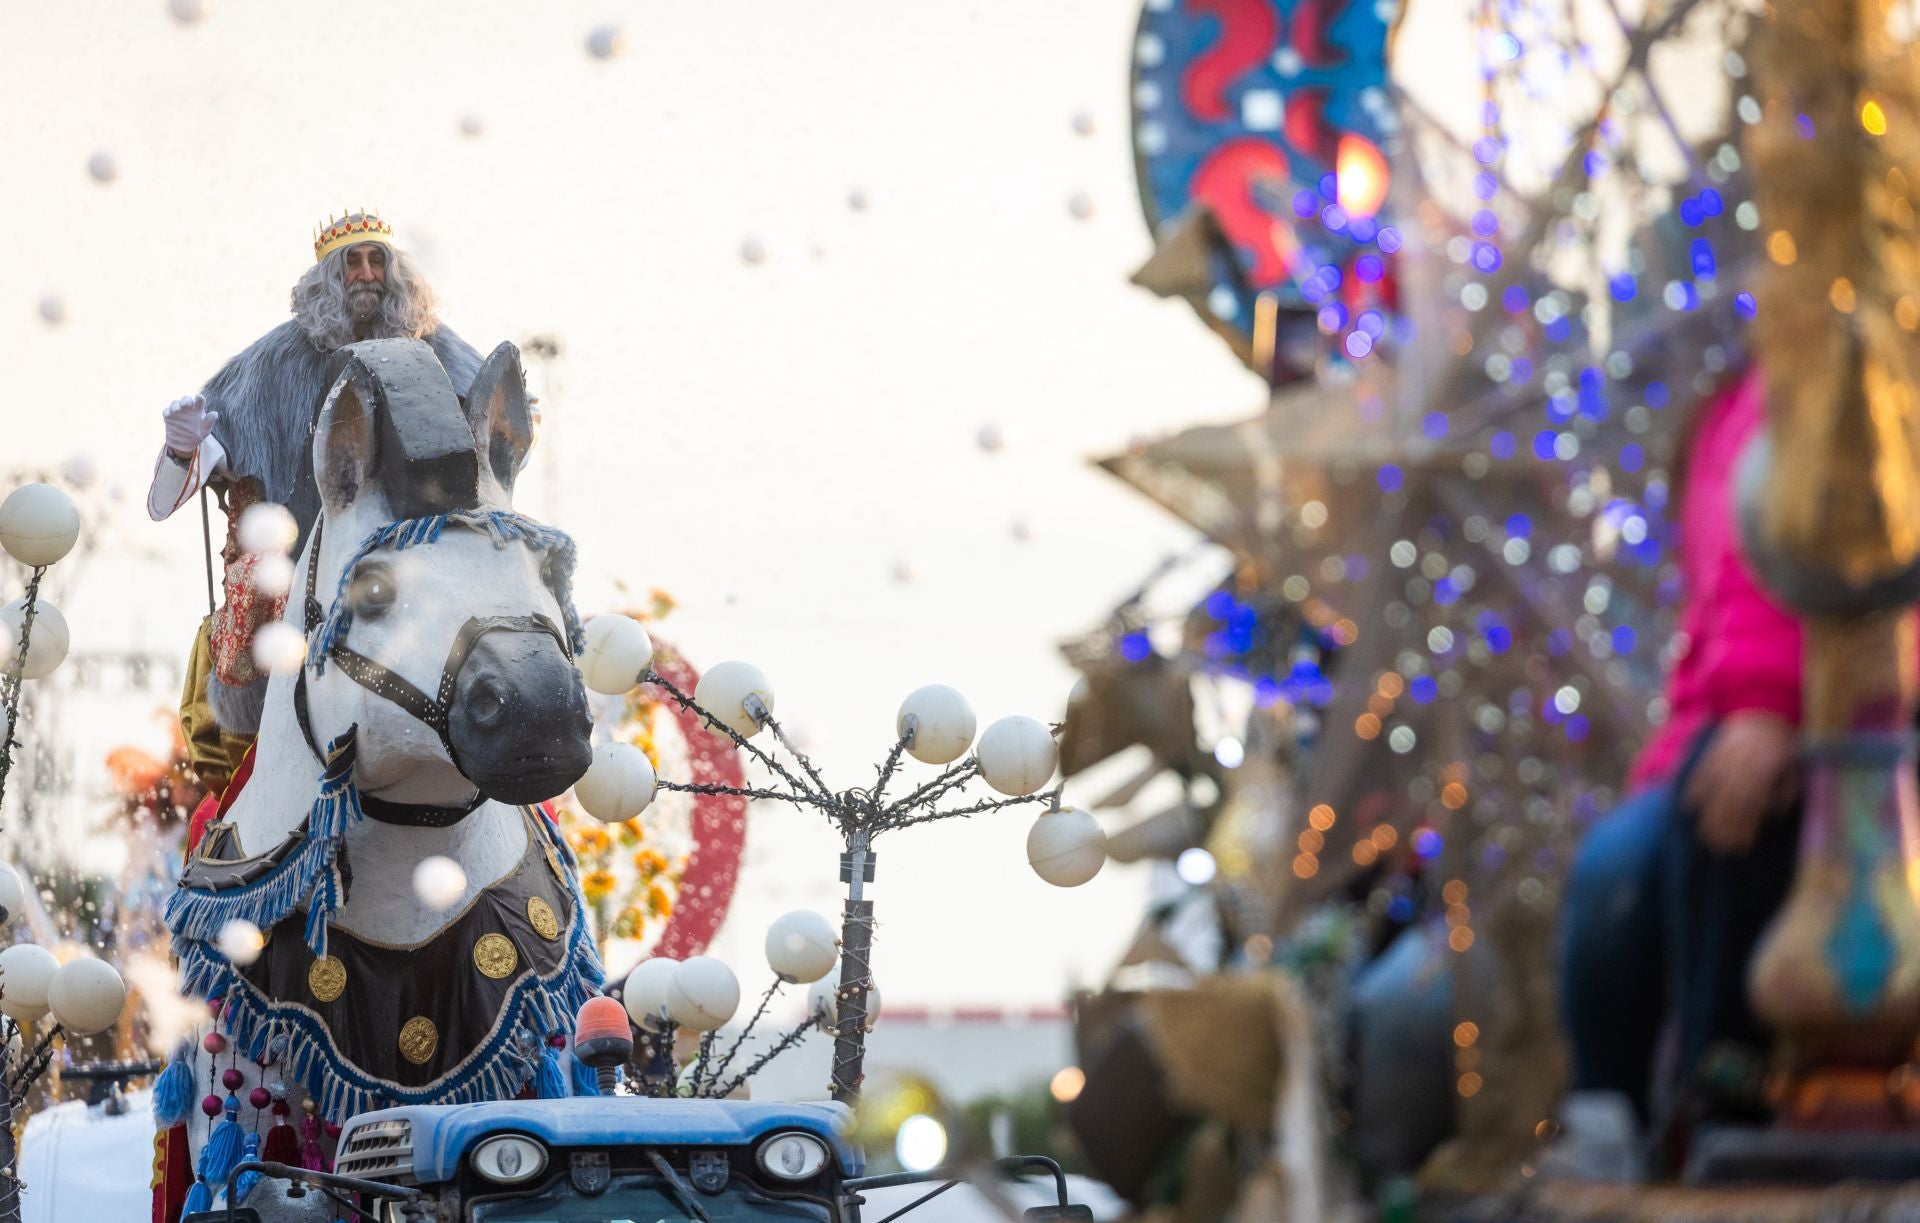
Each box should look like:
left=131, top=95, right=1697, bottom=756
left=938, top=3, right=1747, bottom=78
left=37, top=296, right=66, bottom=326
left=586, top=24, right=627, bottom=60
left=739, top=237, right=768, bottom=266
left=167, top=0, right=213, bottom=24
left=1071, top=110, right=1097, bottom=137
left=1068, top=192, right=1096, bottom=220
left=976, top=423, right=1006, bottom=453
left=458, top=113, right=485, bottom=138
left=86, top=152, right=117, bottom=184
left=848, top=188, right=870, bottom=212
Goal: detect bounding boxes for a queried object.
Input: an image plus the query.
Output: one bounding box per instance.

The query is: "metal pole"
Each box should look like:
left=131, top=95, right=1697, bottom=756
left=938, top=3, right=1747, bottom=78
left=0, top=1085, right=21, bottom=1223
left=830, top=829, right=875, bottom=1105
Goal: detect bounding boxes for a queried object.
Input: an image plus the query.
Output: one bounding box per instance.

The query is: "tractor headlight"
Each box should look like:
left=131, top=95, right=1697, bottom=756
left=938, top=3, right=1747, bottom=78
left=472, top=1134, right=548, bottom=1185
left=756, top=1131, right=829, bottom=1182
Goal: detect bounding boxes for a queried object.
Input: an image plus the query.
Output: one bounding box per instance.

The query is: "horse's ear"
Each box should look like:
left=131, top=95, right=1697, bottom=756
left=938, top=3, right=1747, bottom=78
left=465, top=342, right=532, bottom=494
left=313, top=360, right=379, bottom=515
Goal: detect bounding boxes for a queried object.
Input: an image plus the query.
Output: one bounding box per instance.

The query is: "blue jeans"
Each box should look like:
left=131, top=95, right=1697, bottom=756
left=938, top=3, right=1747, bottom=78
left=1557, top=733, right=1800, bottom=1124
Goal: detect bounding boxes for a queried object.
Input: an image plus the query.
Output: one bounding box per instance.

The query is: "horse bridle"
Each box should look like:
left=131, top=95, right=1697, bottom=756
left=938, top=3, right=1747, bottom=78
left=291, top=518, right=573, bottom=822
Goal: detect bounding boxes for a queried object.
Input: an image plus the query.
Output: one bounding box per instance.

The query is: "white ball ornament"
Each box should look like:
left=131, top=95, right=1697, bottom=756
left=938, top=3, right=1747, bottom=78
left=809, top=976, right=881, bottom=1033
left=0, top=944, right=58, bottom=1022
left=412, top=856, right=468, bottom=911
left=667, top=956, right=740, bottom=1031
left=0, top=484, right=80, bottom=566
left=897, top=685, right=977, bottom=765
left=573, top=743, right=657, bottom=822
left=47, top=957, right=126, bottom=1036
left=624, top=957, right=679, bottom=1030
left=579, top=615, right=654, bottom=695
left=695, top=661, right=774, bottom=739
left=1026, top=807, right=1107, bottom=888
left=0, top=866, right=22, bottom=924
left=0, top=599, right=69, bottom=681
left=764, top=911, right=839, bottom=984
left=975, top=715, right=1058, bottom=796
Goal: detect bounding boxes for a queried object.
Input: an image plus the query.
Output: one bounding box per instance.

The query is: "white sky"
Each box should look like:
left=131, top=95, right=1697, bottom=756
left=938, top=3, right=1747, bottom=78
left=0, top=1, right=1266, bottom=1007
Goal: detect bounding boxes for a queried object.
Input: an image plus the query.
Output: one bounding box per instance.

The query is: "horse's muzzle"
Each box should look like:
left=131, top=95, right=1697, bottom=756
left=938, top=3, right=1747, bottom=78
left=449, top=630, right=593, bottom=805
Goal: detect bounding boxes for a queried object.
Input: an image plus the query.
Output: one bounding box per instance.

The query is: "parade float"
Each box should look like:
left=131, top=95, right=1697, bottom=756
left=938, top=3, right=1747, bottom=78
left=0, top=327, right=1104, bottom=1221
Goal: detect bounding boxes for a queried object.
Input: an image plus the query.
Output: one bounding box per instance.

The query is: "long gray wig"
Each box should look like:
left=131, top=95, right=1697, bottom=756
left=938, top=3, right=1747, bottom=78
left=290, top=243, right=441, bottom=350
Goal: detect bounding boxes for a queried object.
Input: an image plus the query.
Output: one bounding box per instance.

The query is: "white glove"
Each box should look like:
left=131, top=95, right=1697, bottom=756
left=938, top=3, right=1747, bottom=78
left=162, top=393, right=219, bottom=458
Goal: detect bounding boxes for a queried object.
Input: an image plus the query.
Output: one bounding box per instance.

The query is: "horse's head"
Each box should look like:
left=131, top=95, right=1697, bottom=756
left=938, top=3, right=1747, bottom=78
left=295, top=339, right=593, bottom=811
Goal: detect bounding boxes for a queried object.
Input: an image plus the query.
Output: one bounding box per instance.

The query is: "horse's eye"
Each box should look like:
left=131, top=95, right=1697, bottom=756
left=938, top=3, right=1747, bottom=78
left=347, top=567, right=398, bottom=620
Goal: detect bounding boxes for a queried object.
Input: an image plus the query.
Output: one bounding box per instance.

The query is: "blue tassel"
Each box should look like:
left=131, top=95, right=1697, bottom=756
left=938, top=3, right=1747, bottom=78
left=535, top=1045, right=567, bottom=1099
left=199, top=1102, right=245, bottom=1186
left=150, top=1043, right=194, bottom=1127
left=568, top=1048, right=599, bottom=1097
left=233, top=1132, right=263, bottom=1202
left=183, top=1180, right=212, bottom=1214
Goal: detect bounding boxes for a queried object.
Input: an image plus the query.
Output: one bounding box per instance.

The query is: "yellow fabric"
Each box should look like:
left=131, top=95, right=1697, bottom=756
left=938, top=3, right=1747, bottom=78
left=178, top=615, right=252, bottom=792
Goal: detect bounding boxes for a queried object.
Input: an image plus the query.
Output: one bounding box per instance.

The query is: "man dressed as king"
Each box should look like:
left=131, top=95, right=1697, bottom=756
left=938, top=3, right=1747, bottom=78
left=146, top=211, right=484, bottom=794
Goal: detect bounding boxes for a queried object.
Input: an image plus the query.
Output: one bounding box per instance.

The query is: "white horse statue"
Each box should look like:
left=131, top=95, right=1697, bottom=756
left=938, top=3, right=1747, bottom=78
left=154, top=339, right=603, bottom=1219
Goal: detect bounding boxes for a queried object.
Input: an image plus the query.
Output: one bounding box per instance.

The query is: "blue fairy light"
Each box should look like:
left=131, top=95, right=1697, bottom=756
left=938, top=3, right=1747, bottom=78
left=1490, top=431, right=1516, bottom=460
left=1619, top=442, right=1644, bottom=472
left=1472, top=243, right=1503, bottom=273
left=1205, top=590, right=1235, bottom=619
left=1473, top=171, right=1499, bottom=201
left=1434, top=577, right=1460, bottom=606
left=1533, top=430, right=1557, bottom=460
left=1349, top=216, right=1378, bottom=244
left=1679, top=198, right=1703, bottom=227
left=1421, top=411, right=1449, bottom=439
left=1611, top=625, right=1637, bottom=654
left=1473, top=209, right=1501, bottom=238
left=1293, top=190, right=1320, bottom=220
left=1735, top=292, right=1757, bottom=319
left=1700, top=188, right=1724, bottom=216
left=1646, top=381, right=1669, bottom=408
left=1387, top=893, right=1416, bottom=921
left=1321, top=204, right=1350, bottom=232
left=1548, top=628, right=1572, bottom=655
left=1510, top=355, right=1534, bottom=381
left=1502, top=284, right=1530, bottom=314
left=1473, top=137, right=1501, bottom=165
left=1543, top=318, right=1571, bottom=343
left=1376, top=463, right=1403, bottom=491
left=1119, top=631, right=1153, bottom=663
left=1485, top=622, right=1513, bottom=654
left=1377, top=226, right=1404, bottom=254
left=1566, top=714, right=1591, bottom=743
left=1356, top=310, right=1386, bottom=338
left=1413, top=828, right=1443, bottom=859
left=1355, top=254, right=1385, bottom=283
left=1410, top=675, right=1438, bottom=704
left=1319, top=172, right=1339, bottom=201
left=1609, top=274, right=1637, bottom=302
left=1346, top=331, right=1376, bottom=359
left=1506, top=513, right=1531, bottom=537
left=1253, top=675, right=1283, bottom=708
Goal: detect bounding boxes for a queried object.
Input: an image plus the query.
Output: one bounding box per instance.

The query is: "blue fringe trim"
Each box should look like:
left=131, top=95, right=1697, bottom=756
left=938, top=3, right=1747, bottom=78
left=535, top=1046, right=567, bottom=1099
left=164, top=732, right=362, bottom=958
left=151, top=1041, right=195, bottom=1127
left=183, top=1180, right=212, bottom=1214
left=173, top=873, right=604, bottom=1124
left=199, top=1109, right=245, bottom=1186
left=568, top=1047, right=600, bottom=1098
left=232, top=1133, right=263, bottom=1204
left=309, top=509, right=585, bottom=672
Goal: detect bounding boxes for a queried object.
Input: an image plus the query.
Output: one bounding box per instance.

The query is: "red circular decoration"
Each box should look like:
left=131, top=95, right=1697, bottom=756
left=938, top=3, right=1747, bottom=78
left=640, top=645, right=747, bottom=961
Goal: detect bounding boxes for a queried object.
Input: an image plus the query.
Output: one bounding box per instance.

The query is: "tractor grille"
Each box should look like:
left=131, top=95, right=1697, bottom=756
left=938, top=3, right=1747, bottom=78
left=334, top=1119, right=414, bottom=1182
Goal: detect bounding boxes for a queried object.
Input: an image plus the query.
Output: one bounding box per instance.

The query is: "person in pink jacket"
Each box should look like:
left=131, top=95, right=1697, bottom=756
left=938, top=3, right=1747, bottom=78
left=1558, top=368, right=1806, bottom=1163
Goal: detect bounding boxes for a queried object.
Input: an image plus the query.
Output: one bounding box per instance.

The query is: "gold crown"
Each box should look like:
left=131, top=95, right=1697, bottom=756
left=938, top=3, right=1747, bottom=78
left=313, top=208, right=395, bottom=262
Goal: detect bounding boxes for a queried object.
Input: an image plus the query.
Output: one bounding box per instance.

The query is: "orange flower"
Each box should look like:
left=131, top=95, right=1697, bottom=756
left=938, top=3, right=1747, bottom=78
left=582, top=869, right=617, bottom=903
left=635, top=849, right=669, bottom=880
left=646, top=882, right=673, bottom=917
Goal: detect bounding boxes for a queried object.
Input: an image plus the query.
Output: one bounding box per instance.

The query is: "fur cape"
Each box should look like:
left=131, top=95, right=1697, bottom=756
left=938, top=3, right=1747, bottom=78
left=200, top=319, right=484, bottom=540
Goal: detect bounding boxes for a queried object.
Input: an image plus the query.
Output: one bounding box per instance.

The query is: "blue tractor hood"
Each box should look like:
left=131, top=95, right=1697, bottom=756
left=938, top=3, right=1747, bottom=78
left=339, top=1097, right=861, bottom=1185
